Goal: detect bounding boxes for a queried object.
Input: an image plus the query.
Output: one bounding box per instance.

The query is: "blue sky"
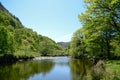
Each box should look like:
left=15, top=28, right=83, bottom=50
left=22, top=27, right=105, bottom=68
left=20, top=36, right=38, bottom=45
left=0, top=0, right=85, bottom=42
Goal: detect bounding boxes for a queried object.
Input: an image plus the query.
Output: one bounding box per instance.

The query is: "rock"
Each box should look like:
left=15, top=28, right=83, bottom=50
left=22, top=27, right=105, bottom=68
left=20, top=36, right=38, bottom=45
left=91, top=60, right=105, bottom=80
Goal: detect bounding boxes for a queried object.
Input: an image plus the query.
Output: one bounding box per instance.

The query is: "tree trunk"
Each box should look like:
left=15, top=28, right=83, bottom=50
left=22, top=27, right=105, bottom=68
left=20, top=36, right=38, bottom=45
left=106, top=38, right=110, bottom=58
left=105, top=30, right=111, bottom=59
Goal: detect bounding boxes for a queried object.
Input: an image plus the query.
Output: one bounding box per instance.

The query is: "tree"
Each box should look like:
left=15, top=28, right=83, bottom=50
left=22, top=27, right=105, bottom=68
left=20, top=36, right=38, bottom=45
left=0, top=2, right=65, bottom=59
left=0, top=26, right=15, bottom=55
left=69, top=0, right=120, bottom=59
left=70, top=29, right=86, bottom=58
left=0, top=26, right=8, bottom=54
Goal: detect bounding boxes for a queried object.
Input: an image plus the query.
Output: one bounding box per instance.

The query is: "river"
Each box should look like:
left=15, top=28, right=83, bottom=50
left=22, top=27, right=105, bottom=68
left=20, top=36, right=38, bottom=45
left=0, top=57, right=107, bottom=80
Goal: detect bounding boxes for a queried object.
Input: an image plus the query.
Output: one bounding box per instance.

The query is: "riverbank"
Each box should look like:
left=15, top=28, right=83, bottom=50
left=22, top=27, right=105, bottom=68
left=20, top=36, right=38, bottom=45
left=0, top=55, right=69, bottom=63
left=0, top=55, right=34, bottom=64
left=105, top=60, right=120, bottom=78
left=33, top=56, right=69, bottom=60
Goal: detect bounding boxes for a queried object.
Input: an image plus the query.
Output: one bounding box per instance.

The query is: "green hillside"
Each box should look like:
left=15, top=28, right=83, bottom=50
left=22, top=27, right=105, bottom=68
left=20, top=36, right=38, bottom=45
left=57, top=42, right=70, bottom=48
left=0, top=3, right=64, bottom=61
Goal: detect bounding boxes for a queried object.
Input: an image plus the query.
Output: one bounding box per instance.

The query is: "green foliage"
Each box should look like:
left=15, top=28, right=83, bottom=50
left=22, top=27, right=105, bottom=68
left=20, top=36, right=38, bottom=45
left=0, top=26, right=9, bottom=54
left=57, top=42, right=70, bottom=56
left=69, top=29, right=86, bottom=58
left=69, top=0, right=120, bottom=59
left=0, top=26, right=15, bottom=54
left=69, top=60, right=120, bottom=80
left=57, top=42, right=70, bottom=48
left=38, top=36, right=64, bottom=56
left=100, top=60, right=120, bottom=80
left=0, top=3, right=65, bottom=60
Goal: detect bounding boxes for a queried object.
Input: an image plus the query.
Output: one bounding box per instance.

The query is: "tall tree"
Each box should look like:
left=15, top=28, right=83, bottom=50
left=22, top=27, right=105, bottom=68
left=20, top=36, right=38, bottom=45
left=69, top=0, right=120, bottom=59
left=70, top=29, right=86, bottom=58
left=78, top=0, right=120, bottom=58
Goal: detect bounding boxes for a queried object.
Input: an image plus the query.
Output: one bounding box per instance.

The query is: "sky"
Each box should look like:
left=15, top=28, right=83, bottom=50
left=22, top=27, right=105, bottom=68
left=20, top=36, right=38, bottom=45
left=0, top=0, right=85, bottom=42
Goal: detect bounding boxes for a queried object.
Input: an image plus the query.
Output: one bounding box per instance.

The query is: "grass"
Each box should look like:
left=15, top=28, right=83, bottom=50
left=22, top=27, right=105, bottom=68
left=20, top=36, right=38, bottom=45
left=106, top=60, right=120, bottom=73
left=103, top=60, right=120, bottom=80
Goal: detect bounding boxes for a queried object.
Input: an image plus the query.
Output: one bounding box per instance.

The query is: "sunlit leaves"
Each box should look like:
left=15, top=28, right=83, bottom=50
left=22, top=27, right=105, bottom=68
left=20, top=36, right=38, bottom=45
left=0, top=26, right=15, bottom=54
left=69, top=0, right=120, bottom=59
left=0, top=3, right=64, bottom=58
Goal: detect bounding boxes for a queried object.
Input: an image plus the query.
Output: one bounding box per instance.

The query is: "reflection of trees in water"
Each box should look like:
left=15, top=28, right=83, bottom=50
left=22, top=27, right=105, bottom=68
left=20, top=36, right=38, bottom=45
left=69, top=59, right=93, bottom=80
left=70, top=60, right=120, bottom=80
left=0, top=60, right=55, bottom=80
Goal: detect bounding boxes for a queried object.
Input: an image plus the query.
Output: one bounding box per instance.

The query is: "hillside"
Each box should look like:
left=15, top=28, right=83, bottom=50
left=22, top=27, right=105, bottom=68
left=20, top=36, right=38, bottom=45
left=57, top=42, right=70, bottom=48
left=0, top=3, right=64, bottom=61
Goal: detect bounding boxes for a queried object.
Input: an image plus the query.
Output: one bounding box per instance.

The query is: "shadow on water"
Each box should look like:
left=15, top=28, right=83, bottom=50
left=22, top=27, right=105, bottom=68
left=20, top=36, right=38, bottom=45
left=69, top=59, right=120, bottom=80
left=0, top=57, right=120, bottom=80
left=69, top=59, right=93, bottom=80
left=0, top=60, right=55, bottom=80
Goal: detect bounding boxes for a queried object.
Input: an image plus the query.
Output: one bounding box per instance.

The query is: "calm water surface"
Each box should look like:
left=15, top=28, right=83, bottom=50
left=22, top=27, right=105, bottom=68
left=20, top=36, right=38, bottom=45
left=0, top=57, right=93, bottom=80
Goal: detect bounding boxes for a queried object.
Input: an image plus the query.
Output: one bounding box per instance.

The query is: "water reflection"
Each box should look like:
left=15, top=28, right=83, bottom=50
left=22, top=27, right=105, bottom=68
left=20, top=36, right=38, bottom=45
left=69, top=59, right=93, bottom=80
left=0, top=57, right=112, bottom=80
left=0, top=60, right=54, bottom=80
left=29, top=57, right=70, bottom=80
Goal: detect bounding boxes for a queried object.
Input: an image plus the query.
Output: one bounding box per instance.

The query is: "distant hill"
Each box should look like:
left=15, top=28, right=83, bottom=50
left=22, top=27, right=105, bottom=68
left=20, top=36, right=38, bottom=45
left=0, top=2, right=64, bottom=61
left=57, top=42, right=70, bottom=48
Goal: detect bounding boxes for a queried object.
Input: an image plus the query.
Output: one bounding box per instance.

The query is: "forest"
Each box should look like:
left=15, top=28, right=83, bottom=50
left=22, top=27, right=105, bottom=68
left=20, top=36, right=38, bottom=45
left=0, top=3, right=65, bottom=62
left=69, top=0, right=120, bottom=60
left=0, top=0, right=120, bottom=62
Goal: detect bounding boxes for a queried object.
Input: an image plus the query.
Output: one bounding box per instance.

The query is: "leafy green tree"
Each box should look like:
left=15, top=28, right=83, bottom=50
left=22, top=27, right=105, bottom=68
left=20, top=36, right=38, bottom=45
left=0, top=26, right=8, bottom=54
left=0, top=3, right=65, bottom=60
left=69, top=0, right=120, bottom=59
left=70, top=29, right=86, bottom=58
left=79, top=0, right=120, bottom=59
left=0, top=26, right=15, bottom=55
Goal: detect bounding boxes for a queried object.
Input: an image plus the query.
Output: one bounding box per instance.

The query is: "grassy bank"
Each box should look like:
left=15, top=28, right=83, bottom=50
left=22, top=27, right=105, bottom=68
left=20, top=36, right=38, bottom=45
left=104, top=60, right=120, bottom=80
left=85, top=60, right=120, bottom=80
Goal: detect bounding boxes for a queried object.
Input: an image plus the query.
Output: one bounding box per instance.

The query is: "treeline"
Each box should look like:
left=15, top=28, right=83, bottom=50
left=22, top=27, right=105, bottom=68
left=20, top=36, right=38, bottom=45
left=0, top=3, right=64, bottom=61
left=57, top=42, right=70, bottom=55
left=57, top=42, right=70, bottom=48
left=69, top=0, right=120, bottom=60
